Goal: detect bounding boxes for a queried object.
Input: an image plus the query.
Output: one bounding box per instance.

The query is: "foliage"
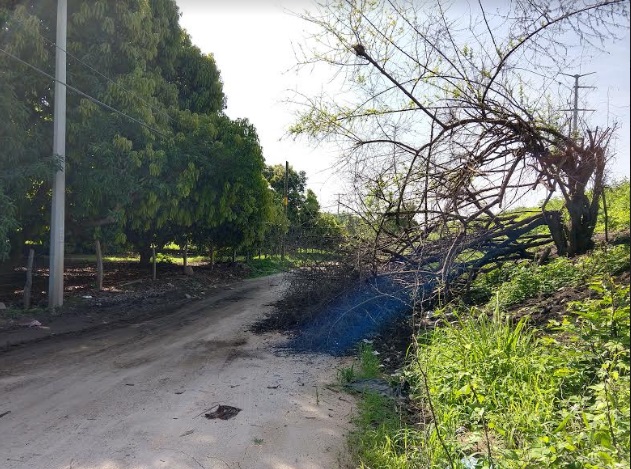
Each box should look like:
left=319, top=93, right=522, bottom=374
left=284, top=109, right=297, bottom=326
left=0, top=0, right=279, bottom=266
left=598, top=179, right=630, bottom=233
left=264, top=164, right=309, bottom=226
left=473, top=245, right=630, bottom=309
left=347, top=250, right=630, bottom=468
left=0, top=190, right=17, bottom=261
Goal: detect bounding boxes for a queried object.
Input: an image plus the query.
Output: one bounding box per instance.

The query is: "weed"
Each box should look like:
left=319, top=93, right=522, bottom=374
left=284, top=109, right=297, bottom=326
left=358, top=343, right=381, bottom=379
left=337, top=364, right=356, bottom=384
left=348, top=264, right=630, bottom=468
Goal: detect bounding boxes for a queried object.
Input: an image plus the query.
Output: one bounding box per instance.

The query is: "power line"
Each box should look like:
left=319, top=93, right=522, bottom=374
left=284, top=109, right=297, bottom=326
left=0, top=46, right=169, bottom=138
left=3, top=13, right=175, bottom=125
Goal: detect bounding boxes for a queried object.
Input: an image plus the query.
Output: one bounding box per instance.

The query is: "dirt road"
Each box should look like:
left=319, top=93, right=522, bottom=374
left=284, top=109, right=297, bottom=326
left=0, top=275, right=356, bottom=469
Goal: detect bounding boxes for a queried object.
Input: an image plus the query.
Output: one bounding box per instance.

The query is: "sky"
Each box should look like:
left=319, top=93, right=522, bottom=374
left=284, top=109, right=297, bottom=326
left=175, top=1, right=630, bottom=212
left=176, top=0, right=345, bottom=212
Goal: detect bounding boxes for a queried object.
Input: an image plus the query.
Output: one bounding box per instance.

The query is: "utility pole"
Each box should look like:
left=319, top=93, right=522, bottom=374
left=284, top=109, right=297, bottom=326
left=48, top=0, right=67, bottom=309
left=560, top=72, right=595, bottom=137
left=281, top=161, right=288, bottom=261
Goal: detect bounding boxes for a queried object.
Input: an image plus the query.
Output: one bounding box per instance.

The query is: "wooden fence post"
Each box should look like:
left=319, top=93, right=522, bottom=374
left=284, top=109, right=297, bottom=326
left=95, top=240, right=104, bottom=291
left=24, top=248, right=35, bottom=309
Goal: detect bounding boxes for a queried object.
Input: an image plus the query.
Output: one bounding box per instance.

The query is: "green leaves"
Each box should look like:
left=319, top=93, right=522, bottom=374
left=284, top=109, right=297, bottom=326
left=367, top=261, right=630, bottom=468
left=1, top=0, right=272, bottom=258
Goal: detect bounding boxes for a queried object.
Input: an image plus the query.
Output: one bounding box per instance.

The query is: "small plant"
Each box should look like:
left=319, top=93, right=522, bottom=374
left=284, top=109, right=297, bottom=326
left=337, top=364, right=357, bottom=384
left=357, top=343, right=381, bottom=379
left=253, top=438, right=264, bottom=446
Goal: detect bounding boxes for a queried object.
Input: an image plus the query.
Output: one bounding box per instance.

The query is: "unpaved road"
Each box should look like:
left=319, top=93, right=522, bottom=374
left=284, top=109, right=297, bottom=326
left=0, top=275, right=356, bottom=469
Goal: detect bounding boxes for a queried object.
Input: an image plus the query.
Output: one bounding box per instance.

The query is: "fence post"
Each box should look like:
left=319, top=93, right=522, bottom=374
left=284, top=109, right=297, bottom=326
left=95, top=240, right=104, bottom=290
left=24, top=248, right=35, bottom=309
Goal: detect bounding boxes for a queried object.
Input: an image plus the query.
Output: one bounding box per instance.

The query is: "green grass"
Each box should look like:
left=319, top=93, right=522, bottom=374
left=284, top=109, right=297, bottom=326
left=597, top=179, right=630, bottom=233
left=346, top=247, right=630, bottom=468
left=245, top=256, right=296, bottom=277
left=65, top=254, right=140, bottom=263
left=470, top=244, right=630, bottom=309
left=337, top=343, right=383, bottom=384
left=342, top=343, right=427, bottom=468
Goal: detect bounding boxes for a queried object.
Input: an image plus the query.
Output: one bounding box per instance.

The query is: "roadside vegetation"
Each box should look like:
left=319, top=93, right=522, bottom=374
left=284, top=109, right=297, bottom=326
left=343, top=182, right=630, bottom=468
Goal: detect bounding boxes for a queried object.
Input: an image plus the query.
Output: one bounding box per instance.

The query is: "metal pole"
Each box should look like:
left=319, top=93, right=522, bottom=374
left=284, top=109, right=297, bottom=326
left=572, top=74, right=579, bottom=136
left=48, top=0, right=67, bottom=309
left=560, top=72, right=595, bottom=138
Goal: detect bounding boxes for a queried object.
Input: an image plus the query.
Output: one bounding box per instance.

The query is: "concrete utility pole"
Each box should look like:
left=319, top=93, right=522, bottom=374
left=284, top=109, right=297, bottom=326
left=281, top=161, right=289, bottom=261
left=560, top=72, right=595, bottom=137
left=284, top=161, right=289, bottom=219
left=48, top=0, right=67, bottom=309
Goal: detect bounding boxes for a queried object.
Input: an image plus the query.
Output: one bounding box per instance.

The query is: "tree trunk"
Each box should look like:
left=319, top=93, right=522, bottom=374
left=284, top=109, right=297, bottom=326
left=544, top=210, right=568, bottom=257
left=566, top=194, right=596, bottom=256
left=208, top=245, right=215, bottom=269
left=139, top=246, right=152, bottom=266
left=23, top=248, right=34, bottom=309
left=232, top=248, right=237, bottom=263
left=95, top=240, right=104, bottom=291
left=183, top=240, right=188, bottom=268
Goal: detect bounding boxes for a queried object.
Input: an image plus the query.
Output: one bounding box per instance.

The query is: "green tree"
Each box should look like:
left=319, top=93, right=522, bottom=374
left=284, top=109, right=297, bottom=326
left=187, top=116, right=273, bottom=254
left=0, top=3, right=56, bottom=259
left=1, top=0, right=274, bottom=270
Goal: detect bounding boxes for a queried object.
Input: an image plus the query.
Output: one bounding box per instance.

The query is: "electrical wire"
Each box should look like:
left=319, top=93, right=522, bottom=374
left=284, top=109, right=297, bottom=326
left=3, top=13, right=175, bottom=125
left=0, top=45, right=169, bottom=138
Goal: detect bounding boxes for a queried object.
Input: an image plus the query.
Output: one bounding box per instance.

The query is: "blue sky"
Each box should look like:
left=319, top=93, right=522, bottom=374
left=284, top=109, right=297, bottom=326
left=176, top=1, right=630, bottom=211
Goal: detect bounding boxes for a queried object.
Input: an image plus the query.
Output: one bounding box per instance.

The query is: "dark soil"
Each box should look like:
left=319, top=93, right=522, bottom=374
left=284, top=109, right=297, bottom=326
left=0, top=259, right=252, bottom=350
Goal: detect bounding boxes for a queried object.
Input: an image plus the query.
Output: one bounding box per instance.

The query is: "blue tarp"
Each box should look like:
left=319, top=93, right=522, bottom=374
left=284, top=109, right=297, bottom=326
left=285, top=274, right=436, bottom=355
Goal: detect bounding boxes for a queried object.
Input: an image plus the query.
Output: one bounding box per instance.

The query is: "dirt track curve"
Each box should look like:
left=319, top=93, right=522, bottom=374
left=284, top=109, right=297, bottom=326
left=0, top=275, right=356, bottom=469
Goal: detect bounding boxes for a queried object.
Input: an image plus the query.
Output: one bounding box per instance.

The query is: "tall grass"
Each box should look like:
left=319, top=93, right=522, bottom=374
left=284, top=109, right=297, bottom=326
left=348, top=246, right=630, bottom=468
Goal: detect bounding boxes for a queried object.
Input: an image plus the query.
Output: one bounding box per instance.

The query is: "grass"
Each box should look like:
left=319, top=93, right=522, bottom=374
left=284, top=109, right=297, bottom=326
left=343, top=343, right=425, bottom=468
left=65, top=254, right=140, bottom=263
left=469, top=244, right=630, bottom=309
left=346, top=245, right=630, bottom=468
left=246, top=256, right=296, bottom=277
left=337, top=342, right=383, bottom=384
